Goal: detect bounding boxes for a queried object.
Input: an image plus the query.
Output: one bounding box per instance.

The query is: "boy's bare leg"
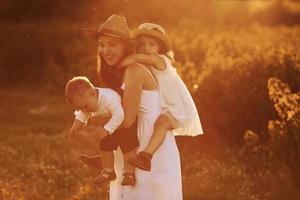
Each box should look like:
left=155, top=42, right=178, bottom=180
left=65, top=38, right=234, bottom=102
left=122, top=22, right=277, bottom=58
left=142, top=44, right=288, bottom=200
left=101, top=151, right=114, bottom=170
left=144, top=114, right=173, bottom=155
left=68, top=126, right=101, bottom=155
left=122, top=150, right=136, bottom=185
left=78, top=154, right=103, bottom=171
left=123, top=150, right=136, bottom=171
left=68, top=124, right=103, bottom=171
left=94, top=151, right=116, bottom=185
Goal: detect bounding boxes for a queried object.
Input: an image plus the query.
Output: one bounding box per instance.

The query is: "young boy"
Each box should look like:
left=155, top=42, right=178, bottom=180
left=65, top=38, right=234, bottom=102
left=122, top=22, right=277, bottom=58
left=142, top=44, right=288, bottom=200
left=65, top=76, right=137, bottom=186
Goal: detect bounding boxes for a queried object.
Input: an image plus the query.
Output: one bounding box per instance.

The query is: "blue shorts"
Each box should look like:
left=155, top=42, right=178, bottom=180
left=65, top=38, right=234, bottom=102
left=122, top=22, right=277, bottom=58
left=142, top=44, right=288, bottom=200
left=100, top=119, right=139, bottom=153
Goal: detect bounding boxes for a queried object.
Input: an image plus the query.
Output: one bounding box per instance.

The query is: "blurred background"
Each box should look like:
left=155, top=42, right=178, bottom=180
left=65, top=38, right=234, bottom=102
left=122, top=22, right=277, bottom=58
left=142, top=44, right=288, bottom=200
left=0, top=0, right=300, bottom=199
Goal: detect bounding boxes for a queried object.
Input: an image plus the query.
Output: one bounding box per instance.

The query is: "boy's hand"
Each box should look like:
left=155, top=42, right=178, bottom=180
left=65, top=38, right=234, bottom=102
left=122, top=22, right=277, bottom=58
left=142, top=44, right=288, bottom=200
left=68, top=128, right=78, bottom=139
left=98, top=131, right=109, bottom=140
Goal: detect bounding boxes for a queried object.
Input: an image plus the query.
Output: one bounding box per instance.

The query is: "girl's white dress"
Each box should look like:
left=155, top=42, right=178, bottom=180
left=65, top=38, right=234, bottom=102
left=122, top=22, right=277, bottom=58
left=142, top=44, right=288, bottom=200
left=150, top=54, right=203, bottom=136
left=109, top=66, right=183, bottom=200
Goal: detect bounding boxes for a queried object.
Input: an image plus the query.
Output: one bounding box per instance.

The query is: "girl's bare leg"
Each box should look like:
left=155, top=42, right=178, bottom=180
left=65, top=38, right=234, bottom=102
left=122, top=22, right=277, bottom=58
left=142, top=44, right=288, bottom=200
left=144, top=114, right=173, bottom=155
left=127, top=114, right=173, bottom=171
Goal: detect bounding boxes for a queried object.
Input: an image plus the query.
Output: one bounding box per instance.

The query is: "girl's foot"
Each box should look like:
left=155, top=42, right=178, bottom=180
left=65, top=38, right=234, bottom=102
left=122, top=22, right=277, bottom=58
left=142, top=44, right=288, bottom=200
left=127, top=151, right=152, bottom=171
left=94, top=169, right=116, bottom=186
left=121, top=171, right=136, bottom=186
left=79, top=154, right=103, bottom=171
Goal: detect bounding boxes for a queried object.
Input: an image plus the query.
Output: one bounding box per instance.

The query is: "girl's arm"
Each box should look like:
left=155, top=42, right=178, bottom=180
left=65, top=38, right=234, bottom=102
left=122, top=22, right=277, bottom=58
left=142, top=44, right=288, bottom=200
left=119, top=53, right=166, bottom=70
left=121, top=64, right=144, bottom=128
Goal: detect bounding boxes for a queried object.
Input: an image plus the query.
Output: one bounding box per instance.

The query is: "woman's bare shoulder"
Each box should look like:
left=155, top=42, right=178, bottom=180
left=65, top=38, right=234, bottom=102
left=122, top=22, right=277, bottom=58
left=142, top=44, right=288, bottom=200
left=125, top=63, right=148, bottom=78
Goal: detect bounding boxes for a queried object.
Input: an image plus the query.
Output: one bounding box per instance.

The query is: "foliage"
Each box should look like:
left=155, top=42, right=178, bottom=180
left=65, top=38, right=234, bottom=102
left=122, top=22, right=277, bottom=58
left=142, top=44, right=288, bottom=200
left=240, top=78, right=300, bottom=199
left=1, top=78, right=299, bottom=199
left=1, top=22, right=299, bottom=145
left=1, top=1, right=300, bottom=199
left=172, top=25, right=300, bottom=144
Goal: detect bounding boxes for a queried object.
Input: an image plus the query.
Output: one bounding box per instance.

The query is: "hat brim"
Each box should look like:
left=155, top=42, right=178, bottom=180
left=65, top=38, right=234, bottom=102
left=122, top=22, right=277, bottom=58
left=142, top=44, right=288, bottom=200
left=83, top=28, right=137, bottom=46
left=130, top=28, right=171, bottom=51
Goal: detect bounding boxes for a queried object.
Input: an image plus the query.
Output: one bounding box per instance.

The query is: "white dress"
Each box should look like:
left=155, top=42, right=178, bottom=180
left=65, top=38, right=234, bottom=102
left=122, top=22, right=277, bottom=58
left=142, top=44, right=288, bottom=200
left=109, top=66, right=183, bottom=200
left=151, top=55, right=203, bottom=136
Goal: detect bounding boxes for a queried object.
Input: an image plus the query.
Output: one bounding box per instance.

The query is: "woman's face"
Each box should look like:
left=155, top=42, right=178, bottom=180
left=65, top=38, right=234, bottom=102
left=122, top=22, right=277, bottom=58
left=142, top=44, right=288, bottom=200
left=98, top=35, right=127, bottom=66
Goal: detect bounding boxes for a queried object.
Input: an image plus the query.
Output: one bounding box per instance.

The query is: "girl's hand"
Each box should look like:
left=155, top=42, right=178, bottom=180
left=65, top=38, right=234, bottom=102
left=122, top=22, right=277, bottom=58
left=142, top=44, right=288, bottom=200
left=119, top=55, right=136, bottom=68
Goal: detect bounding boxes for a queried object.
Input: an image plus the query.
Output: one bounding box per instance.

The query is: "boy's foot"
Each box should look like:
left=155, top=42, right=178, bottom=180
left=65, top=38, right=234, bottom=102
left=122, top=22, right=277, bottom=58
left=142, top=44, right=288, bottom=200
left=127, top=151, right=152, bottom=171
left=79, top=154, right=103, bottom=171
left=94, top=169, right=116, bottom=186
left=121, top=171, right=136, bottom=186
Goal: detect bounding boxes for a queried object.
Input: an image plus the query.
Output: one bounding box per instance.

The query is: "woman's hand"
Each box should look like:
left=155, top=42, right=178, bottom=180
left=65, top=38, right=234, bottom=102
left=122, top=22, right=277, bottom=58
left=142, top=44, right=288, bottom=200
left=89, top=114, right=111, bottom=126
left=92, top=126, right=110, bottom=140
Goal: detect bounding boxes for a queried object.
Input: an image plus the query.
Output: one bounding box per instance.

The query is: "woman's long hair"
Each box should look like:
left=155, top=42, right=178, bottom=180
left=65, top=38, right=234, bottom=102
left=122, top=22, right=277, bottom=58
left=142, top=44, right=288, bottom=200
left=96, top=41, right=134, bottom=95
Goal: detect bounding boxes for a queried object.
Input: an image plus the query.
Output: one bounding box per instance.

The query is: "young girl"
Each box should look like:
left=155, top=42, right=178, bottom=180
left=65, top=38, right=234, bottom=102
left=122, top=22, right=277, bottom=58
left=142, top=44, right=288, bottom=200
left=120, top=23, right=204, bottom=171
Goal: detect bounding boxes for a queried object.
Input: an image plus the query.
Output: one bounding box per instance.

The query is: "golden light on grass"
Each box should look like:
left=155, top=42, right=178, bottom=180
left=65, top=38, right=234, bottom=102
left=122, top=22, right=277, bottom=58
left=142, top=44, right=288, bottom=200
left=248, top=0, right=274, bottom=13
left=1, top=0, right=300, bottom=199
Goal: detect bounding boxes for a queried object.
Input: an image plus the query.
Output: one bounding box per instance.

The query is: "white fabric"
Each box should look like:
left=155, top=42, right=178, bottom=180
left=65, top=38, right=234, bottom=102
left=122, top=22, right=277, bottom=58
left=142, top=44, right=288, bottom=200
left=150, top=55, right=203, bottom=136
left=74, top=88, right=124, bottom=134
left=110, top=67, right=183, bottom=200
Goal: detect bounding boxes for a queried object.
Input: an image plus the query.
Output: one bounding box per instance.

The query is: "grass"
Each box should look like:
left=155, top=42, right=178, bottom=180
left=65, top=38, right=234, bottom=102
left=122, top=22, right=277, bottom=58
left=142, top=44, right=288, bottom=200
left=0, top=86, right=298, bottom=200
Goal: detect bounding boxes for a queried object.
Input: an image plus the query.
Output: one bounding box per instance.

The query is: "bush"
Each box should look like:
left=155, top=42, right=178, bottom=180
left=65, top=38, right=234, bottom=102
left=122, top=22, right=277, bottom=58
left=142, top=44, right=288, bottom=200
left=240, top=77, right=300, bottom=199
left=170, top=26, right=300, bottom=144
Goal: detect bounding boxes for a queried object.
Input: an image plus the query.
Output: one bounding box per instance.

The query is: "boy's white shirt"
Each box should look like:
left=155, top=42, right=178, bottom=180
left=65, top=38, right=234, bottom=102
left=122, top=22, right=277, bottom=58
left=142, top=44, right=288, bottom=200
left=74, top=88, right=124, bottom=134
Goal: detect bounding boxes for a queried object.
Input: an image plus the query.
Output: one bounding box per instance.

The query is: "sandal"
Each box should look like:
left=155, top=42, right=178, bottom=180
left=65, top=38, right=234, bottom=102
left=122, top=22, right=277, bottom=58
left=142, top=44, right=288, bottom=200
left=121, top=171, right=136, bottom=186
left=127, top=151, right=152, bottom=171
left=79, top=154, right=103, bottom=171
left=94, top=169, right=116, bottom=186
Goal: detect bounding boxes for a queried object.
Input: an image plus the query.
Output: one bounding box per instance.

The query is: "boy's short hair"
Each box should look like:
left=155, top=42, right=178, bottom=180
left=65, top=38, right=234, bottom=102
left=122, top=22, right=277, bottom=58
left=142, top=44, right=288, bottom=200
left=65, top=76, right=94, bottom=104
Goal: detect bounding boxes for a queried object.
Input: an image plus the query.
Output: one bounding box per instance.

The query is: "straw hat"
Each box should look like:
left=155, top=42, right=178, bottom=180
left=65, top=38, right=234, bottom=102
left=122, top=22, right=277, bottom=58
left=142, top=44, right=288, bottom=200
left=84, top=14, right=134, bottom=45
left=130, top=23, right=171, bottom=51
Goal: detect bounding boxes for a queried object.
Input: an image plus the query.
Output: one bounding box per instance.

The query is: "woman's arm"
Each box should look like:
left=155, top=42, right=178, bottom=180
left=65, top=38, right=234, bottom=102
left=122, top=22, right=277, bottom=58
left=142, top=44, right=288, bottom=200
left=121, top=64, right=145, bottom=128
left=119, top=53, right=166, bottom=70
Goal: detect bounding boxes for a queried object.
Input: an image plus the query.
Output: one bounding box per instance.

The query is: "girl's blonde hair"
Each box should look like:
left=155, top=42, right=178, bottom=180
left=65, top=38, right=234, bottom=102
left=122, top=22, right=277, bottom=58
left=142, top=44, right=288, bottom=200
left=65, top=76, right=94, bottom=104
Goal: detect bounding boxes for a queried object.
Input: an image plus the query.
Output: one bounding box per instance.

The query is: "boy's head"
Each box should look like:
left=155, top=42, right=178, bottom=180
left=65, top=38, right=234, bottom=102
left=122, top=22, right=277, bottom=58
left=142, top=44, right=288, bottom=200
left=65, top=76, right=98, bottom=112
left=131, top=23, right=170, bottom=54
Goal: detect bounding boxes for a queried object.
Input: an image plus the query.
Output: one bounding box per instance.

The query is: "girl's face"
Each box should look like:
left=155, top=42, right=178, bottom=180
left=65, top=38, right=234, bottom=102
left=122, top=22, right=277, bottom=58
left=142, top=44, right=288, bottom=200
left=98, top=35, right=127, bottom=66
left=137, top=35, right=160, bottom=54
left=71, top=88, right=98, bottom=113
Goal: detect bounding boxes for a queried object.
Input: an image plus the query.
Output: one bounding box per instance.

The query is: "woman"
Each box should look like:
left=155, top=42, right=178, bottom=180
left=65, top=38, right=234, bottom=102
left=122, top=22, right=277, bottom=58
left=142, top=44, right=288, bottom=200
left=90, top=14, right=182, bottom=199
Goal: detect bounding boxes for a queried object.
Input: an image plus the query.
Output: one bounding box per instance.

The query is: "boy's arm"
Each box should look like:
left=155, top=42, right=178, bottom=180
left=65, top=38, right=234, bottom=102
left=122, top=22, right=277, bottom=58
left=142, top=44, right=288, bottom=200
left=74, top=110, right=89, bottom=124
left=68, top=119, right=85, bottom=138
left=119, top=53, right=166, bottom=70
left=93, top=92, right=124, bottom=138
left=70, top=119, right=86, bottom=131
